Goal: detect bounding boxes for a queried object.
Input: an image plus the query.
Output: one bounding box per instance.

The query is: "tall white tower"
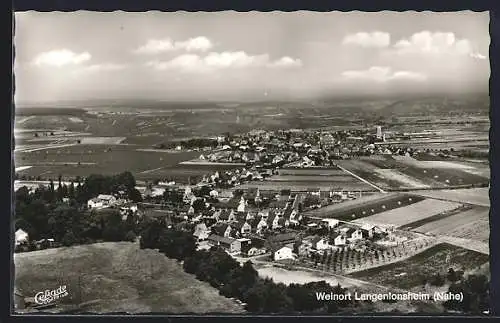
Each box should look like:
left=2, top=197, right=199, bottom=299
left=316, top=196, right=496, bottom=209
left=376, top=126, right=382, bottom=139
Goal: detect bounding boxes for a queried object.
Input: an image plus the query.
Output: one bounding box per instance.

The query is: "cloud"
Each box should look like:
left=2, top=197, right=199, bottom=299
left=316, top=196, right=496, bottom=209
left=469, top=52, right=487, bottom=60
left=342, top=32, right=391, bottom=48
left=341, top=66, right=427, bottom=82
left=391, top=31, right=486, bottom=59
left=74, top=63, right=128, bottom=74
left=269, top=56, right=303, bottom=68
left=33, top=49, right=91, bottom=67
left=134, top=36, right=214, bottom=54
left=146, top=51, right=302, bottom=73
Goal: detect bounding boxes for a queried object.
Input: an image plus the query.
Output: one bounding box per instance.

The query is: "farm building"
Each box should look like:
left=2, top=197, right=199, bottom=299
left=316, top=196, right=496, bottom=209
left=273, top=244, right=295, bottom=261
left=207, top=235, right=241, bottom=254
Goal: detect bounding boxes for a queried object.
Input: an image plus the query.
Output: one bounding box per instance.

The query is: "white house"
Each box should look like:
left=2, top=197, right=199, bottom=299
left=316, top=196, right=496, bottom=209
left=209, top=189, right=219, bottom=198
left=346, top=228, right=363, bottom=242
left=267, top=212, right=280, bottom=230
left=322, top=218, right=340, bottom=229
left=331, top=233, right=346, bottom=246
left=237, top=197, right=246, bottom=213
left=311, top=236, right=330, bottom=250
left=15, top=229, right=29, bottom=246
left=97, top=194, right=117, bottom=206
left=87, top=198, right=103, bottom=209
left=87, top=194, right=117, bottom=209
left=193, top=223, right=210, bottom=241
left=273, top=245, right=294, bottom=261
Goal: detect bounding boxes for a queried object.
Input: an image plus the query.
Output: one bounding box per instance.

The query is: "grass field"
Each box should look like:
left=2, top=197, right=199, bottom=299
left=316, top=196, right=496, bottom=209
left=15, top=145, right=201, bottom=181
left=411, top=206, right=489, bottom=243
left=410, top=188, right=490, bottom=207
left=304, top=193, right=424, bottom=221
left=358, top=199, right=462, bottom=227
left=362, top=157, right=489, bottom=187
left=348, top=243, right=489, bottom=289
left=14, top=242, right=245, bottom=314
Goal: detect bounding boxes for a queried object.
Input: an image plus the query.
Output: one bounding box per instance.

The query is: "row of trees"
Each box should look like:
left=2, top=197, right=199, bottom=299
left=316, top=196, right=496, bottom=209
left=138, top=222, right=365, bottom=314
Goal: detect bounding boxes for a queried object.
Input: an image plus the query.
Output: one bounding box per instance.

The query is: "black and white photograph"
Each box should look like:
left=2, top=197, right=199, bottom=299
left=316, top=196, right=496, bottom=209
left=12, top=11, right=491, bottom=315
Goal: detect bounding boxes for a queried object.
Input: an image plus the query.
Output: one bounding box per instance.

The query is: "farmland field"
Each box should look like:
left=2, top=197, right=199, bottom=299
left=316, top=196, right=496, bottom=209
left=410, top=188, right=490, bottom=207
left=411, top=206, right=489, bottom=243
left=348, top=243, right=489, bottom=289
left=335, top=160, right=410, bottom=190
left=304, top=193, right=425, bottom=221
left=268, top=175, right=360, bottom=183
left=277, top=168, right=346, bottom=176
left=357, top=199, right=462, bottom=227
left=361, top=157, right=489, bottom=187
left=373, top=169, right=430, bottom=189
left=13, top=144, right=223, bottom=182
left=237, top=180, right=374, bottom=192
left=14, top=242, right=245, bottom=314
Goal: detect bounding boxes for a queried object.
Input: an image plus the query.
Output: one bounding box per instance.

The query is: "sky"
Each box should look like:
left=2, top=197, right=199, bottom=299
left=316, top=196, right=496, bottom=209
left=13, top=11, right=490, bottom=103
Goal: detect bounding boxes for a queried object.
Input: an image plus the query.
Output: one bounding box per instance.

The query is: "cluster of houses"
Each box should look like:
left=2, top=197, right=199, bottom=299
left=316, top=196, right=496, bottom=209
left=192, top=128, right=394, bottom=168
left=14, top=228, right=58, bottom=252
left=86, top=194, right=139, bottom=219
left=178, top=183, right=390, bottom=262
left=272, top=220, right=390, bottom=261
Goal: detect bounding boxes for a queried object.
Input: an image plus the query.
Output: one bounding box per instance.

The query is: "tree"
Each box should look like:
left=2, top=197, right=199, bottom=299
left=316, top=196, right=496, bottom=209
left=444, top=274, right=489, bottom=314
left=447, top=268, right=460, bottom=283
left=125, top=230, right=137, bottom=242
left=430, top=273, right=445, bottom=287
left=101, top=211, right=127, bottom=242
left=128, top=188, right=143, bottom=202
left=62, top=231, right=77, bottom=246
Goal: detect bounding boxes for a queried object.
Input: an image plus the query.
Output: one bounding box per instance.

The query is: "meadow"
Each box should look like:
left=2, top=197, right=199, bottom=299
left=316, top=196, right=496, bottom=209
left=14, top=242, right=245, bottom=314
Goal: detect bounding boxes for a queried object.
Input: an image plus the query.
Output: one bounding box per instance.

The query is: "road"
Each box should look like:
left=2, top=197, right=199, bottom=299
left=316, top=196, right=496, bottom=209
left=231, top=254, right=412, bottom=293
left=334, top=163, right=387, bottom=193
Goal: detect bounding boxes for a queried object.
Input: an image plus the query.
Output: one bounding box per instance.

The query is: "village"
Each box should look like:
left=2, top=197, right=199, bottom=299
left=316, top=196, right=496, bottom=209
left=14, top=124, right=476, bottom=272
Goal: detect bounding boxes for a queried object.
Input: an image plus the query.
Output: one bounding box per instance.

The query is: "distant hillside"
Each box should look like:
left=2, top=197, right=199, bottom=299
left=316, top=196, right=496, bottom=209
left=14, top=242, right=245, bottom=314
left=15, top=107, right=87, bottom=116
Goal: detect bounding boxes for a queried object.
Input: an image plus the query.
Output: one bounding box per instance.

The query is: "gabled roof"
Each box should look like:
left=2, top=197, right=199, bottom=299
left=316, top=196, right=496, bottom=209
left=218, top=209, right=231, bottom=220
left=232, top=219, right=250, bottom=231
left=213, top=223, right=231, bottom=236
left=248, top=217, right=258, bottom=228
left=311, top=236, right=325, bottom=245
left=267, top=232, right=297, bottom=243
left=330, top=233, right=345, bottom=240
left=346, top=228, right=360, bottom=235
left=267, top=211, right=278, bottom=225
left=270, top=244, right=293, bottom=254
left=282, top=207, right=293, bottom=220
